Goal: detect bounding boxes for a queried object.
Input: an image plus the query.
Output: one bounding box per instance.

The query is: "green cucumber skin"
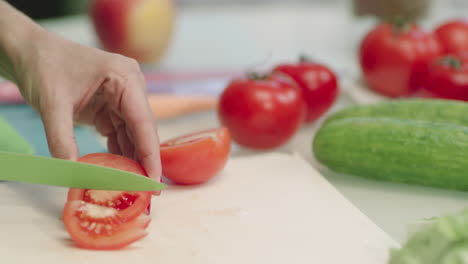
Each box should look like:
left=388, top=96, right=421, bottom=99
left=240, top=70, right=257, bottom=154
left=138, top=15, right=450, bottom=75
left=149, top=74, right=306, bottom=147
left=313, top=117, right=468, bottom=191
left=326, top=99, right=468, bottom=126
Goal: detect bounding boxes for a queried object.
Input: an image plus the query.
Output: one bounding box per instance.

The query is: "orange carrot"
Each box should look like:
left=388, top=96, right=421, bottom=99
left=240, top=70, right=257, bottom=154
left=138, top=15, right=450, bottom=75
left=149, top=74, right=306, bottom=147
left=147, top=94, right=218, bottom=120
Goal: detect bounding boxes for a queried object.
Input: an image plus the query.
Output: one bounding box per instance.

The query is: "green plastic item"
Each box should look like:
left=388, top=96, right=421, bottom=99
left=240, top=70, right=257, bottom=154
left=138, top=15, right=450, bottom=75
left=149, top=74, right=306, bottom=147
left=0, top=151, right=166, bottom=191
left=0, top=115, right=34, bottom=154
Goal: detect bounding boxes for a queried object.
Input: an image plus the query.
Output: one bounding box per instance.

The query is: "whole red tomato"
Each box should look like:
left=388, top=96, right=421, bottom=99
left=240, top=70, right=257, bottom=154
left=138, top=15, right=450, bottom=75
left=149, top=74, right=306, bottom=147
left=217, top=73, right=305, bottom=150
left=359, top=23, right=441, bottom=98
left=418, top=54, right=468, bottom=101
left=435, top=19, right=468, bottom=54
left=273, top=57, right=338, bottom=123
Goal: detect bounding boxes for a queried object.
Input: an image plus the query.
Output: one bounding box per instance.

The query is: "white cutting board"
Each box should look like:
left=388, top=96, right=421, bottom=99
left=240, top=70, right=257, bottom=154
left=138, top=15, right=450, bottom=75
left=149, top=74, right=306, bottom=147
left=0, top=152, right=397, bottom=263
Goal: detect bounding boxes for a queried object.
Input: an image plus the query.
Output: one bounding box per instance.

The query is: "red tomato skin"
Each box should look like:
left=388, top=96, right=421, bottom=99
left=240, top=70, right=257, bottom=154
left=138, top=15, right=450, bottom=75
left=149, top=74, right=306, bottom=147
left=160, top=127, right=231, bottom=185
left=273, top=62, right=338, bottom=123
left=67, top=153, right=152, bottom=221
left=218, top=73, right=305, bottom=149
left=359, top=23, right=441, bottom=98
left=435, top=20, right=468, bottom=54
left=418, top=54, right=468, bottom=101
left=62, top=200, right=150, bottom=250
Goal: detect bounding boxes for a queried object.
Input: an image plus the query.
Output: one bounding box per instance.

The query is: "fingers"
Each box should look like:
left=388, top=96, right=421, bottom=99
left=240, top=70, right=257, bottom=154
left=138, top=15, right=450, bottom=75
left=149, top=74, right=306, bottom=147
left=91, top=105, right=133, bottom=159
left=93, top=105, right=114, bottom=136
left=101, top=71, right=162, bottom=182
left=121, top=74, right=162, bottom=182
left=40, top=102, right=79, bottom=161
left=107, top=133, right=121, bottom=155
left=112, top=117, right=134, bottom=158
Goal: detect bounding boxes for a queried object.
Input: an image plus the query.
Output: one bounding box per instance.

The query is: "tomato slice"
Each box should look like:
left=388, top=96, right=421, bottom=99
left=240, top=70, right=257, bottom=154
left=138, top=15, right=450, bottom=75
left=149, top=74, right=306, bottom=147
left=67, top=153, right=152, bottom=221
left=160, top=127, right=231, bottom=185
left=63, top=200, right=150, bottom=250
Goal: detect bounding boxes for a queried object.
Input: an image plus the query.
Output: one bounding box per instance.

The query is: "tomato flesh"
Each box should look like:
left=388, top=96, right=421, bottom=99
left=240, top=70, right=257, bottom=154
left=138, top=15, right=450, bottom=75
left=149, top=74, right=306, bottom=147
left=160, top=127, right=230, bottom=185
left=84, top=189, right=140, bottom=210
left=63, top=200, right=150, bottom=250
left=63, top=153, right=152, bottom=250
left=67, top=153, right=152, bottom=221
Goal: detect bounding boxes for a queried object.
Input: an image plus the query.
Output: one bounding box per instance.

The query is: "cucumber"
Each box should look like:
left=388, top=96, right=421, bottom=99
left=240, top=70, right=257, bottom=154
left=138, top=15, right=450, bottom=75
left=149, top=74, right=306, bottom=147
left=326, top=99, right=468, bottom=126
left=313, top=99, right=468, bottom=192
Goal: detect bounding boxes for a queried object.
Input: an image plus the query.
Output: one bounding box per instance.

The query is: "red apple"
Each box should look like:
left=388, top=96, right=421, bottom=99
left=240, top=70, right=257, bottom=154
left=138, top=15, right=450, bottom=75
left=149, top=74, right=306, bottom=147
left=90, top=0, right=175, bottom=63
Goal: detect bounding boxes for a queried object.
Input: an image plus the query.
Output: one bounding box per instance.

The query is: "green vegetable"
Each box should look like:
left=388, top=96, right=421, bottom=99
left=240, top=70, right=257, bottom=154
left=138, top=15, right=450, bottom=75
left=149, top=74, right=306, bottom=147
left=325, top=99, right=468, bottom=126
left=312, top=99, right=468, bottom=191
left=389, top=209, right=468, bottom=264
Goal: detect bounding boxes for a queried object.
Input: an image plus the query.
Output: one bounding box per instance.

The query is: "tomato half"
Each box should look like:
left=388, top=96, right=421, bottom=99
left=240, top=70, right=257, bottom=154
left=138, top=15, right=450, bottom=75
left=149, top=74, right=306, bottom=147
left=217, top=73, right=305, bottom=149
left=63, top=200, right=150, bottom=250
left=359, top=22, right=441, bottom=97
left=435, top=19, right=468, bottom=55
left=67, top=153, right=152, bottom=221
left=273, top=57, right=338, bottom=123
left=160, top=127, right=230, bottom=185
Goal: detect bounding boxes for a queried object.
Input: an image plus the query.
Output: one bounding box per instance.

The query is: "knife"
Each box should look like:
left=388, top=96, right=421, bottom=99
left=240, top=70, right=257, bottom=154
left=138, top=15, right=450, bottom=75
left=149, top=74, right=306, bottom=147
left=0, top=151, right=166, bottom=191
left=0, top=115, right=35, bottom=154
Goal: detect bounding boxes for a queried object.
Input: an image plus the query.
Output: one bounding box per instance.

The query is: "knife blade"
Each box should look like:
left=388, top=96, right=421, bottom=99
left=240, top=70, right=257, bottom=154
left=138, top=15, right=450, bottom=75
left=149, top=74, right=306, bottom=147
left=0, top=115, right=35, bottom=154
left=0, top=151, right=166, bottom=191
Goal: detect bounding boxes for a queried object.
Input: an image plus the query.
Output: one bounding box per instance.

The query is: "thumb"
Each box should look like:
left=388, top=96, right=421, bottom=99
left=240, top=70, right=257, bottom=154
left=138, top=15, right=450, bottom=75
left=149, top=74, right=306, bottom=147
left=40, top=104, right=79, bottom=161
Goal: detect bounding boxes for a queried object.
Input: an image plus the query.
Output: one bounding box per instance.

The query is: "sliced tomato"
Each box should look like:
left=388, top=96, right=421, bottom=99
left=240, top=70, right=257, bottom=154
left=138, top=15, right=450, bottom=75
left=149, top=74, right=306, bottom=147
left=63, top=200, right=150, bottom=250
left=67, top=153, right=152, bottom=221
left=160, top=127, right=231, bottom=185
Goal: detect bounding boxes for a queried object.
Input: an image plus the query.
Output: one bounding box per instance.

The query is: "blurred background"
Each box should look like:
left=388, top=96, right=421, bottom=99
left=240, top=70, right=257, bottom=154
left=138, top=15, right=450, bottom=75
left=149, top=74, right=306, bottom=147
left=5, top=0, right=468, bottom=20
left=4, top=0, right=468, bottom=75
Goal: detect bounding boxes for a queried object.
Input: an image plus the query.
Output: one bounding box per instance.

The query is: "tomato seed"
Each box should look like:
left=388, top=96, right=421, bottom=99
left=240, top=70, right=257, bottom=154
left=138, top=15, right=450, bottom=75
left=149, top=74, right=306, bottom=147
left=95, top=223, right=103, bottom=234
left=88, top=222, right=96, bottom=231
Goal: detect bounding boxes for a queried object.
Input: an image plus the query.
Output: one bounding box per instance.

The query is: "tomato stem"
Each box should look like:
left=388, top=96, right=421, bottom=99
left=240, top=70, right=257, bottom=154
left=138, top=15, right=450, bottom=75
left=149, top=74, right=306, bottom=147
left=246, top=71, right=268, bottom=80
left=439, top=55, right=463, bottom=71
left=386, top=15, right=412, bottom=34
left=299, top=54, right=312, bottom=63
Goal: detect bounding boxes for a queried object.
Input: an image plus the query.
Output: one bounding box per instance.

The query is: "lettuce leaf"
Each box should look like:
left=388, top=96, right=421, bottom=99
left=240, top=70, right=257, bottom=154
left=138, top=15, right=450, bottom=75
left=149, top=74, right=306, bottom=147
left=389, top=209, right=468, bottom=264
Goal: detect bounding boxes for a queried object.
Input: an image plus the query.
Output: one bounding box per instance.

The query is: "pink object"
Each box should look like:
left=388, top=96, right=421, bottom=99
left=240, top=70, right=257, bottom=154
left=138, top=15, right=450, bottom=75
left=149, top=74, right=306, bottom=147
left=0, top=81, right=24, bottom=103
left=0, top=70, right=241, bottom=104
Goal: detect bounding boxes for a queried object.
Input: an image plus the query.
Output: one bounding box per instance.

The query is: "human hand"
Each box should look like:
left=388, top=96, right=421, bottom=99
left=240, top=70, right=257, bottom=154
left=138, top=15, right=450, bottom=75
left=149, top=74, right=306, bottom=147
left=6, top=28, right=162, bottom=182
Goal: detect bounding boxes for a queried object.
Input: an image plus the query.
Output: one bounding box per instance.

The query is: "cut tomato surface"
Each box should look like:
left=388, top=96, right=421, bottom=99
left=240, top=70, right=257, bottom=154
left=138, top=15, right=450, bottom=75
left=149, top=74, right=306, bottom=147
left=160, top=127, right=231, bottom=185
left=67, top=153, right=152, bottom=221
left=63, top=200, right=150, bottom=250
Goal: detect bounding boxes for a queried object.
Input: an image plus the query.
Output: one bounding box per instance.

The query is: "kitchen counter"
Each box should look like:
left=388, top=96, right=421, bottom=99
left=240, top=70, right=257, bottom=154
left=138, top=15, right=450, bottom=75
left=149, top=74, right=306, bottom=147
left=34, top=2, right=468, bottom=243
